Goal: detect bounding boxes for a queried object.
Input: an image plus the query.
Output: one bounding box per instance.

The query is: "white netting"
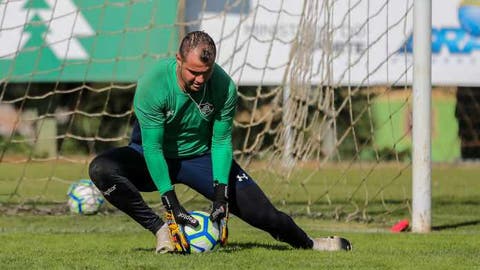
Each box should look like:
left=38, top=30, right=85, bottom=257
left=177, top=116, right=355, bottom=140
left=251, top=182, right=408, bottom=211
left=0, top=0, right=416, bottom=221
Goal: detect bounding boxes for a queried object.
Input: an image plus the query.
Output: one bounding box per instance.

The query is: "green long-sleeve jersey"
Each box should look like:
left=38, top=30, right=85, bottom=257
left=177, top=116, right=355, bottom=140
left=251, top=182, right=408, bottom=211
left=133, top=58, right=237, bottom=195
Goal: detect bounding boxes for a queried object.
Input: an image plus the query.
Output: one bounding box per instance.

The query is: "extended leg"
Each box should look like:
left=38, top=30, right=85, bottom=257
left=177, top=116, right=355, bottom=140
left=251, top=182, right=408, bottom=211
left=88, top=146, right=164, bottom=234
left=229, top=167, right=351, bottom=251
left=171, top=155, right=312, bottom=248
left=171, top=154, right=351, bottom=250
left=227, top=164, right=314, bottom=249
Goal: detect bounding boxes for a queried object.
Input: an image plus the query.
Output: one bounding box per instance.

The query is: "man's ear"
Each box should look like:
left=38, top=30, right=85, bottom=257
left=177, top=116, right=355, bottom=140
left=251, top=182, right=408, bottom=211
left=175, top=53, right=182, bottom=65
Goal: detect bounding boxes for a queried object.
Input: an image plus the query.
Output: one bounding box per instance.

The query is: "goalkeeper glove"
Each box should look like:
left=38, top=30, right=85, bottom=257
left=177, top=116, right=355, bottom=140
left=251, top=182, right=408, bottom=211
left=161, top=190, right=198, bottom=254
left=210, top=183, right=229, bottom=246
left=161, top=190, right=199, bottom=228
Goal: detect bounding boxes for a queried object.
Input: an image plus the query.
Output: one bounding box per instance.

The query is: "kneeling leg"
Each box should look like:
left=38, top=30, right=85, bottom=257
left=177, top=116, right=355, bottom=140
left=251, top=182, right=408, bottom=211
left=89, top=147, right=163, bottom=234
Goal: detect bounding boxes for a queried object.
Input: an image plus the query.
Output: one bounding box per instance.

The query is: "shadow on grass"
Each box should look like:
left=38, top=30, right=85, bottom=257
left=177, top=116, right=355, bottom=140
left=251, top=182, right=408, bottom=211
left=132, top=242, right=290, bottom=253
left=219, top=242, right=290, bottom=253
left=432, top=219, right=480, bottom=231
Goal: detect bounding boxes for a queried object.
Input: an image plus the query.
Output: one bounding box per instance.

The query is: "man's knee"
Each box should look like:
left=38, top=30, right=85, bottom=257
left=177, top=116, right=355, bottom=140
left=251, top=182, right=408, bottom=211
left=88, top=155, right=118, bottom=189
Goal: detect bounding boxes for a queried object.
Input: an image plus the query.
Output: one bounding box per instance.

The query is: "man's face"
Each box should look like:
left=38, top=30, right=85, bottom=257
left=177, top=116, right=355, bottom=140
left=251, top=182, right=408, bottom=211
left=176, top=48, right=214, bottom=92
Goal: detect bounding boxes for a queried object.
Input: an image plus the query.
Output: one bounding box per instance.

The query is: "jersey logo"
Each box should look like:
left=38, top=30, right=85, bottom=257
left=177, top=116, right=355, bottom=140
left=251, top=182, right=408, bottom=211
left=166, top=110, right=174, bottom=118
left=198, top=102, right=214, bottom=117
left=236, top=173, right=248, bottom=182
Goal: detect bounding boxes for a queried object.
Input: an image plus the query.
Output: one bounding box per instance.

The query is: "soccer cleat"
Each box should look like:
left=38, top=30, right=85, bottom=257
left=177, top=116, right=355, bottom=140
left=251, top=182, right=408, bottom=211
left=155, top=223, right=175, bottom=254
left=311, top=236, right=352, bottom=251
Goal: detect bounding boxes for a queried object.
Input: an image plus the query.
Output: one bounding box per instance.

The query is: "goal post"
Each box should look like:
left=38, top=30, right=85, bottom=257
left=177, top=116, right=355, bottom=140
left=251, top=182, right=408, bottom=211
left=412, top=0, right=432, bottom=233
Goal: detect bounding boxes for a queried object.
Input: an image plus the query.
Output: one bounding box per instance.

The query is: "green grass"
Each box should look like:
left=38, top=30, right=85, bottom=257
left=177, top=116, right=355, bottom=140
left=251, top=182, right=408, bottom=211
left=1, top=162, right=480, bottom=269
left=1, top=215, right=479, bottom=269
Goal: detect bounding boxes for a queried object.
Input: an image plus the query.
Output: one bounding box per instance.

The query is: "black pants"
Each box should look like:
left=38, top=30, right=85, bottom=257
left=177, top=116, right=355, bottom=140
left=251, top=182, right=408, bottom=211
left=88, top=146, right=313, bottom=249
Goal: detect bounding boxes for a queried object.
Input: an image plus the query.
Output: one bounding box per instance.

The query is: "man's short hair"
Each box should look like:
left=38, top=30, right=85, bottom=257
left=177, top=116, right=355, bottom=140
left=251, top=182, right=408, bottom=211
left=179, top=31, right=216, bottom=64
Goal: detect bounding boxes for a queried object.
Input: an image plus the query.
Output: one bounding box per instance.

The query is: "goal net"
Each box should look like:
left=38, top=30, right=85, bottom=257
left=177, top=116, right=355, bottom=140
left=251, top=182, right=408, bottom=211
left=0, top=0, right=417, bottom=222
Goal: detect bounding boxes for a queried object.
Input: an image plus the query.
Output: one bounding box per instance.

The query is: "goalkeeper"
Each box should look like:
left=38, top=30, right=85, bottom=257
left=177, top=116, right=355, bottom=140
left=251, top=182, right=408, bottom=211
left=89, top=31, right=352, bottom=253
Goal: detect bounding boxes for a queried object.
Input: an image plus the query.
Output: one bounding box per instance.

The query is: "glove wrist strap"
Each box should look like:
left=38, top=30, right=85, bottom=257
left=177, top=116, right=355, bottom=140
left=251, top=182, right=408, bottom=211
left=161, top=190, right=179, bottom=211
left=213, top=183, right=228, bottom=202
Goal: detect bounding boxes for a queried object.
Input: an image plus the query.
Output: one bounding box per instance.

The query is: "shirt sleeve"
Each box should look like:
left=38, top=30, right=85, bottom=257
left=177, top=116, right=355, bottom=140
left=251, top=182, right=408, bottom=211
left=133, top=76, right=173, bottom=195
left=211, top=78, right=237, bottom=185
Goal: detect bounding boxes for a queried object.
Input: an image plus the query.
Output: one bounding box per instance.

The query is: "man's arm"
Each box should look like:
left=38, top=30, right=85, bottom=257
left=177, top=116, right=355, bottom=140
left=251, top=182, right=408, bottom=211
left=140, top=126, right=173, bottom=194
left=210, top=78, right=237, bottom=185
left=209, top=78, right=237, bottom=246
left=134, top=73, right=198, bottom=229
left=133, top=74, right=173, bottom=195
left=211, top=120, right=234, bottom=185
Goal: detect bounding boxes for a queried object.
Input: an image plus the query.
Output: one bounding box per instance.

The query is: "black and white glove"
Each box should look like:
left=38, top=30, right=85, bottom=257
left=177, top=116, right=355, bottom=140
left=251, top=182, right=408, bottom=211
left=161, top=190, right=199, bottom=228
left=210, top=183, right=229, bottom=246
left=210, top=183, right=228, bottom=222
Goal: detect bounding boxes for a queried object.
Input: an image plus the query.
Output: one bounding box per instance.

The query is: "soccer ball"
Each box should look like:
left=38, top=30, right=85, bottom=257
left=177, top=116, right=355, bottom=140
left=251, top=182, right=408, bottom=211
left=182, top=211, right=220, bottom=253
left=67, top=179, right=104, bottom=215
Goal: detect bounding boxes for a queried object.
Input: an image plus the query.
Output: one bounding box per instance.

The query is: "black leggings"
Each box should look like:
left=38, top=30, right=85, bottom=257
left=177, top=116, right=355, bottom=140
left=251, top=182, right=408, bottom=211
left=88, top=146, right=313, bottom=249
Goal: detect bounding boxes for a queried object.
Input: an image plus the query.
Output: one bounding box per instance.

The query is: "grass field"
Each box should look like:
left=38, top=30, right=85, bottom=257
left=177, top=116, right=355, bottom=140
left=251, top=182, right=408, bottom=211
left=1, top=162, right=480, bottom=269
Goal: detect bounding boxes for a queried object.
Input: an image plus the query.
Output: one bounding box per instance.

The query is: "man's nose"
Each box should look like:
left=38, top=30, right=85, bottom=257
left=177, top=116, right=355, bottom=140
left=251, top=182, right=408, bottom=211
left=195, top=75, right=205, bottom=84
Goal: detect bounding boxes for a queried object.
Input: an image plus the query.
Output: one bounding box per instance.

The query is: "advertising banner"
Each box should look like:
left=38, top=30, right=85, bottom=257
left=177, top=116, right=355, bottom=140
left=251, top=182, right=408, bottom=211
left=0, top=0, right=178, bottom=82
left=193, top=0, right=480, bottom=86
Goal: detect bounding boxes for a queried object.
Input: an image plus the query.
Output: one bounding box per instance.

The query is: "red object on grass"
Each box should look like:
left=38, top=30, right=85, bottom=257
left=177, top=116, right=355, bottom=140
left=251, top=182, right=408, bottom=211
left=391, top=219, right=409, bottom=233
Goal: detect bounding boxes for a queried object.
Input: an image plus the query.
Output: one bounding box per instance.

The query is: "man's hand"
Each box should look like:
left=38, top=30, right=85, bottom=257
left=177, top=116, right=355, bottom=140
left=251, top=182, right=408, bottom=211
left=210, top=183, right=228, bottom=222
left=161, top=190, right=199, bottom=228
left=210, top=183, right=229, bottom=246
left=161, top=190, right=198, bottom=253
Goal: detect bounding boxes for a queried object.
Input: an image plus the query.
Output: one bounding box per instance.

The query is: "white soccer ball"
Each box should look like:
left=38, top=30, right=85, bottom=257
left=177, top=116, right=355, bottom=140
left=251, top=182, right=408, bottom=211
left=67, top=179, right=104, bottom=215
left=182, top=211, right=220, bottom=253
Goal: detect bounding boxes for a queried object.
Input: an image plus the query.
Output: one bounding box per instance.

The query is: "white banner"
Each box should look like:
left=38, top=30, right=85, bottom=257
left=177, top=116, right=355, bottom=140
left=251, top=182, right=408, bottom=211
left=192, top=0, right=480, bottom=86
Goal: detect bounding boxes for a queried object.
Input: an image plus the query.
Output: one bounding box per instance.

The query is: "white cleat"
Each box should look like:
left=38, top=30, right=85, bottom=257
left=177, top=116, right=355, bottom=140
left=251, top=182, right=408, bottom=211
left=311, top=236, right=352, bottom=251
left=155, top=223, right=175, bottom=254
